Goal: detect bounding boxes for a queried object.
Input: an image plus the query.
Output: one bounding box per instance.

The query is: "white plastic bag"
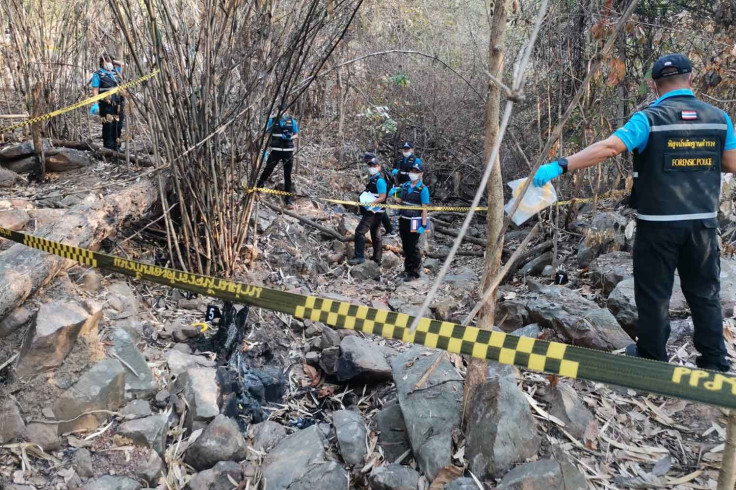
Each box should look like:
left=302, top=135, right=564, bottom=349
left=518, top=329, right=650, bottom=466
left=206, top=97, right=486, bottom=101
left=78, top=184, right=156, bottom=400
left=504, top=178, right=557, bottom=225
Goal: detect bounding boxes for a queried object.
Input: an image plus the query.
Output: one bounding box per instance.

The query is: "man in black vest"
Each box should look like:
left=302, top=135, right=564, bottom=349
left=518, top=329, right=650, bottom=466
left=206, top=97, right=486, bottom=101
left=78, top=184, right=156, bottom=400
left=349, top=155, right=387, bottom=266
left=363, top=151, right=396, bottom=237
left=391, top=142, right=423, bottom=185
left=257, top=104, right=299, bottom=209
left=90, top=54, right=126, bottom=151
left=533, top=53, right=736, bottom=372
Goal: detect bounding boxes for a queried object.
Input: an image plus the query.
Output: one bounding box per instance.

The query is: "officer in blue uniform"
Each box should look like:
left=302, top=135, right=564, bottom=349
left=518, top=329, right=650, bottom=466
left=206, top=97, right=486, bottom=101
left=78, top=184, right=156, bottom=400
left=349, top=155, right=387, bottom=266
left=89, top=54, right=126, bottom=150
left=397, top=161, right=430, bottom=281
left=534, top=53, right=736, bottom=372
left=364, top=151, right=396, bottom=237
left=392, top=142, right=423, bottom=185
left=257, top=104, right=299, bottom=208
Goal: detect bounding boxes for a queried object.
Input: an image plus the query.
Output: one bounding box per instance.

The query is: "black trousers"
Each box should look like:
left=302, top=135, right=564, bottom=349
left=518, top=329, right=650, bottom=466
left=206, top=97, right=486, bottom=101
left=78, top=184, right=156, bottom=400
left=399, top=218, right=421, bottom=276
left=100, top=100, right=124, bottom=150
left=633, top=220, right=728, bottom=371
left=257, top=150, right=294, bottom=199
left=381, top=212, right=394, bottom=234
left=355, top=212, right=382, bottom=262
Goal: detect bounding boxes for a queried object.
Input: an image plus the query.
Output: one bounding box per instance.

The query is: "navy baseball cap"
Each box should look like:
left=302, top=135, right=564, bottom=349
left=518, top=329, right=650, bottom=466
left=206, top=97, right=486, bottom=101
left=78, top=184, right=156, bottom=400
left=652, top=54, right=692, bottom=80
left=401, top=142, right=414, bottom=149
left=409, top=161, right=423, bottom=172
left=363, top=152, right=378, bottom=165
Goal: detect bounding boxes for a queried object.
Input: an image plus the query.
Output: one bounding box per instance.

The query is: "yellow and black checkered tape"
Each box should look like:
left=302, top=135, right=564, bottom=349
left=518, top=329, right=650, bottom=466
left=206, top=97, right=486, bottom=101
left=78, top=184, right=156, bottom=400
left=3, top=224, right=736, bottom=408
left=0, top=71, right=159, bottom=134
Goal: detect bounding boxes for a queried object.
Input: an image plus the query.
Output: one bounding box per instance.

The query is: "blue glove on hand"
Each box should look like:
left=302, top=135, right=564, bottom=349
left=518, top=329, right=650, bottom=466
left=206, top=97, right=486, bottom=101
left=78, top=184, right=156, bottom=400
left=90, top=103, right=99, bottom=116
left=417, top=226, right=426, bottom=234
left=391, top=168, right=399, bottom=176
left=533, top=161, right=563, bottom=187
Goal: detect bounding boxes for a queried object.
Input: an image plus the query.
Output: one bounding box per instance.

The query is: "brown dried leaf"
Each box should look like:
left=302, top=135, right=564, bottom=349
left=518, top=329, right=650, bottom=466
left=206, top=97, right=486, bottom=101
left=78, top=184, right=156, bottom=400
left=303, top=363, right=321, bottom=387
left=428, top=465, right=464, bottom=490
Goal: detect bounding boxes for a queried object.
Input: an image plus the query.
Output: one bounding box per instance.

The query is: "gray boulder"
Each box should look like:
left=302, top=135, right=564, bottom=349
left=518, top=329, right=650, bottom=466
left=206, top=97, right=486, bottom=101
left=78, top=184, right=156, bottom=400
left=333, top=409, right=367, bottom=466
left=0, top=397, right=25, bottom=444
left=336, top=336, right=392, bottom=382
left=82, top=476, right=141, bottom=490
left=510, top=323, right=540, bottom=339
left=369, top=463, right=420, bottom=490
left=120, top=399, right=153, bottom=419
left=0, top=139, right=52, bottom=160
left=166, top=350, right=216, bottom=376
left=392, top=347, right=462, bottom=480
left=377, top=400, right=410, bottom=462
left=45, top=147, right=92, bottom=171
left=185, top=414, right=247, bottom=471
left=173, top=368, right=220, bottom=430
left=109, top=328, right=157, bottom=398
left=54, top=359, right=126, bottom=434
left=117, top=414, right=168, bottom=456
left=349, top=260, right=382, bottom=280
left=541, top=383, right=597, bottom=441
left=73, top=448, right=94, bottom=478
left=522, top=251, right=554, bottom=276
left=25, top=422, right=60, bottom=451
left=287, top=461, right=349, bottom=490
left=497, top=459, right=562, bottom=489
left=16, top=301, right=100, bottom=378
left=184, top=460, right=242, bottom=490
left=261, top=425, right=328, bottom=490
left=466, top=378, right=540, bottom=479
left=444, top=478, right=478, bottom=490
left=589, top=251, right=633, bottom=294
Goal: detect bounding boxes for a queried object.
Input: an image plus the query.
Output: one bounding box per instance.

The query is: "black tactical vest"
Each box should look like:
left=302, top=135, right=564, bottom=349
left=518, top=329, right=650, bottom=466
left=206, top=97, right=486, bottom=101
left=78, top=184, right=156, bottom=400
left=269, top=117, right=296, bottom=151
left=632, top=95, right=727, bottom=222
left=363, top=174, right=386, bottom=214
left=395, top=155, right=417, bottom=184
left=399, top=182, right=425, bottom=218
left=97, top=69, right=123, bottom=104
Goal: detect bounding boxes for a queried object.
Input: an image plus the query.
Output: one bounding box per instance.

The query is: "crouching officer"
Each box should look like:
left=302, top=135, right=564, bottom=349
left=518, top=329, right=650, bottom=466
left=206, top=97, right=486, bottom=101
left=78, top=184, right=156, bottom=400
left=391, top=142, right=423, bottom=185
left=257, top=104, right=299, bottom=209
left=90, top=53, right=126, bottom=151
left=396, top=161, right=429, bottom=281
left=349, top=155, right=387, bottom=266
left=533, top=53, right=736, bottom=372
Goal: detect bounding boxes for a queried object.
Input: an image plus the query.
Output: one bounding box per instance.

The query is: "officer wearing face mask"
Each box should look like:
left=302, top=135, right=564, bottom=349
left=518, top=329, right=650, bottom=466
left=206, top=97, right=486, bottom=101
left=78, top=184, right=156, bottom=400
left=349, top=155, right=387, bottom=266
left=89, top=54, right=126, bottom=151
left=257, top=103, right=299, bottom=209
left=396, top=161, right=429, bottom=281
left=391, top=142, right=423, bottom=185
left=363, top=152, right=396, bottom=237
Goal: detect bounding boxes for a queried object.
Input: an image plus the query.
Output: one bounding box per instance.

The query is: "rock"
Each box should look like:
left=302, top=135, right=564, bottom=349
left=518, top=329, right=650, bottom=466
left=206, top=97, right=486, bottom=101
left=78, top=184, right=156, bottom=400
left=154, top=390, right=170, bottom=408
left=497, top=459, right=562, bottom=489
left=577, top=212, right=630, bottom=267
left=305, top=351, right=320, bottom=364
left=0, top=398, right=25, bottom=444
left=81, top=270, right=102, bottom=292
left=120, top=399, right=153, bottom=419
left=444, top=478, right=478, bottom=490
left=392, top=347, right=463, bottom=480
left=339, top=215, right=360, bottom=236
left=541, top=264, right=555, bottom=276
left=589, top=251, right=633, bottom=294
left=0, top=209, right=29, bottom=231
left=0, top=167, right=19, bottom=187
left=185, top=414, right=248, bottom=470
left=377, top=400, right=410, bottom=462
left=82, top=476, right=141, bottom=490
left=430, top=297, right=456, bottom=321
left=718, top=258, right=736, bottom=316
left=336, top=336, right=392, bottom=382
left=671, top=318, right=694, bottom=343
left=136, top=450, right=164, bottom=485
left=382, top=251, right=401, bottom=270
left=444, top=269, right=475, bottom=288
left=109, top=328, right=157, bottom=398
left=466, top=378, right=540, bottom=479
left=173, top=343, right=193, bottom=354
left=333, top=410, right=368, bottom=466
left=173, top=323, right=200, bottom=342
left=184, top=460, right=242, bottom=490
left=424, top=258, right=440, bottom=273
left=511, top=323, right=540, bottom=339
left=526, top=284, right=630, bottom=350
left=166, top=350, right=217, bottom=376
left=0, top=306, right=33, bottom=338
left=349, top=260, right=382, bottom=280
left=248, top=420, right=288, bottom=452
left=369, top=463, right=420, bottom=490
left=173, top=368, right=220, bottom=430
left=45, top=148, right=93, bottom=172
left=107, top=281, right=139, bottom=318
left=495, top=299, right=530, bottom=331
left=550, top=447, right=588, bottom=489
left=16, top=300, right=100, bottom=378
left=54, top=359, right=126, bottom=434
left=608, top=276, right=689, bottom=337
left=287, top=461, right=349, bottom=490
left=73, top=448, right=94, bottom=478
left=117, top=414, right=168, bottom=456
left=541, top=384, right=597, bottom=441
left=25, top=423, right=60, bottom=451
left=261, top=425, right=328, bottom=490
left=4, top=156, right=38, bottom=174
left=0, top=139, right=52, bottom=160
left=522, top=251, right=554, bottom=276
left=321, top=327, right=341, bottom=350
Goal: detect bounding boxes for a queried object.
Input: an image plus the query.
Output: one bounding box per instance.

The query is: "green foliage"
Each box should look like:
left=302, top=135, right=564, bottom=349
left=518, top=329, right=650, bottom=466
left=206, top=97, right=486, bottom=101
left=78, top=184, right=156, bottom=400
left=385, top=72, right=410, bottom=87
left=358, top=105, right=398, bottom=134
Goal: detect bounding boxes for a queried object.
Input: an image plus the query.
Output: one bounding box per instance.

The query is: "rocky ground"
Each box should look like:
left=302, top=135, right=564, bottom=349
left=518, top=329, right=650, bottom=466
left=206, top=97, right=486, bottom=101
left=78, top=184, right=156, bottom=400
left=0, top=136, right=735, bottom=489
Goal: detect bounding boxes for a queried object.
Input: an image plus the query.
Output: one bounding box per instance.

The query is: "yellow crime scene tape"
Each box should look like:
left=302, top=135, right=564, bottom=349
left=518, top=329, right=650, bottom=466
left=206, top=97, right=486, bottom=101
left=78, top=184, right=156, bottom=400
left=2, top=225, right=736, bottom=409
left=247, top=187, right=628, bottom=213
left=0, top=71, right=159, bottom=134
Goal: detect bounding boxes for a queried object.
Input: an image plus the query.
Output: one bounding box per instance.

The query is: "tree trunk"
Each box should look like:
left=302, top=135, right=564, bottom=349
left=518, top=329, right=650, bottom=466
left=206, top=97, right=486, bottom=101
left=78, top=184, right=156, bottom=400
left=718, top=410, right=736, bottom=490
left=30, top=82, right=45, bottom=181
left=462, top=0, right=510, bottom=415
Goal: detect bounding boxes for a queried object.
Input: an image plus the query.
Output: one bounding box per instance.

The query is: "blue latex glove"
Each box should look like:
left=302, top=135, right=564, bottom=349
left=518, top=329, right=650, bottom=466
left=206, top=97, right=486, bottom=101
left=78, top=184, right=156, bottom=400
left=90, top=103, right=99, bottom=116
left=390, top=187, right=401, bottom=197
left=533, top=161, right=563, bottom=187
left=417, top=226, right=426, bottom=234
left=391, top=168, right=399, bottom=176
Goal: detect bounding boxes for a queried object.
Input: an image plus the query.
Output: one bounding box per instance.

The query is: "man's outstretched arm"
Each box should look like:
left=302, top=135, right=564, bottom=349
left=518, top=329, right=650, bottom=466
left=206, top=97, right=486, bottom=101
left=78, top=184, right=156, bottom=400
left=533, top=135, right=628, bottom=186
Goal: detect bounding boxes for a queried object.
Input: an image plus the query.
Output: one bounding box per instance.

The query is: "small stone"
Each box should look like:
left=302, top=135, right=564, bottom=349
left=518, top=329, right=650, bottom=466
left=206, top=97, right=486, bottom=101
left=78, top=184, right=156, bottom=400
left=249, top=420, right=288, bottom=453
left=333, top=410, right=368, bottom=466
left=173, top=368, right=220, bottom=430
left=522, top=251, right=553, bottom=276
left=0, top=167, right=20, bottom=188
left=173, top=343, right=193, bottom=354
left=173, top=323, right=200, bottom=342
left=117, top=414, right=168, bottom=456
left=336, top=336, right=392, bottom=382
left=423, top=258, right=440, bottom=273
left=497, top=459, right=562, bottom=489
left=430, top=297, right=456, bottom=321
left=81, top=270, right=103, bottom=292
left=25, top=423, right=60, bottom=451
left=541, top=384, right=598, bottom=441
left=154, top=390, right=170, bottom=408
left=81, top=475, right=141, bottom=490
left=382, top=251, right=401, bottom=270
left=376, top=400, right=410, bottom=463
left=320, top=346, right=339, bottom=375
left=73, top=448, right=94, bottom=478
left=136, top=450, right=164, bottom=485
left=183, top=460, right=242, bottom=490
left=305, top=352, right=320, bottom=365
left=321, top=328, right=341, bottom=350
left=120, top=400, right=153, bottom=419
left=166, top=350, right=216, bottom=376
left=369, top=463, right=420, bottom=490
left=0, top=306, right=34, bottom=338
left=107, top=281, right=139, bottom=318
left=0, top=398, right=25, bottom=444
left=510, top=323, right=541, bottom=339
left=541, top=265, right=555, bottom=276
left=349, top=260, right=382, bottom=280
left=185, top=414, right=248, bottom=471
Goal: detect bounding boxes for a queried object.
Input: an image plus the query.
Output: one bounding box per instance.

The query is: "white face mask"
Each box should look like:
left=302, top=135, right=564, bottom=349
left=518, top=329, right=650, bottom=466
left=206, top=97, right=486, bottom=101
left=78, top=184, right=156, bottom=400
left=368, top=167, right=380, bottom=175
left=402, top=151, right=412, bottom=158
left=408, top=172, right=420, bottom=182
left=104, top=62, right=114, bottom=71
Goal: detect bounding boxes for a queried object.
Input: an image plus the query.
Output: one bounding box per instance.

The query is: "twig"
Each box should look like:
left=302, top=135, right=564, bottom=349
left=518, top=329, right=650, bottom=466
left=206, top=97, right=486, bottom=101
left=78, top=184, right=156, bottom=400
left=109, top=351, right=142, bottom=379
left=261, top=200, right=350, bottom=242
left=0, top=352, right=18, bottom=372
left=412, top=352, right=447, bottom=391
left=29, top=409, right=121, bottom=425
left=717, top=410, right=736, bottom=489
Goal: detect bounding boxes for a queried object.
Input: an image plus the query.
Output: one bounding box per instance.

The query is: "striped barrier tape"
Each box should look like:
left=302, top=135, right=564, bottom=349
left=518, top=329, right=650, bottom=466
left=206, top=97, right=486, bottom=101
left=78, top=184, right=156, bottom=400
left=0, top=71, right=160, bottom=134
left=247, top=187, right=628, bottom=213
left=1, top=225, right=736, bottom=408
